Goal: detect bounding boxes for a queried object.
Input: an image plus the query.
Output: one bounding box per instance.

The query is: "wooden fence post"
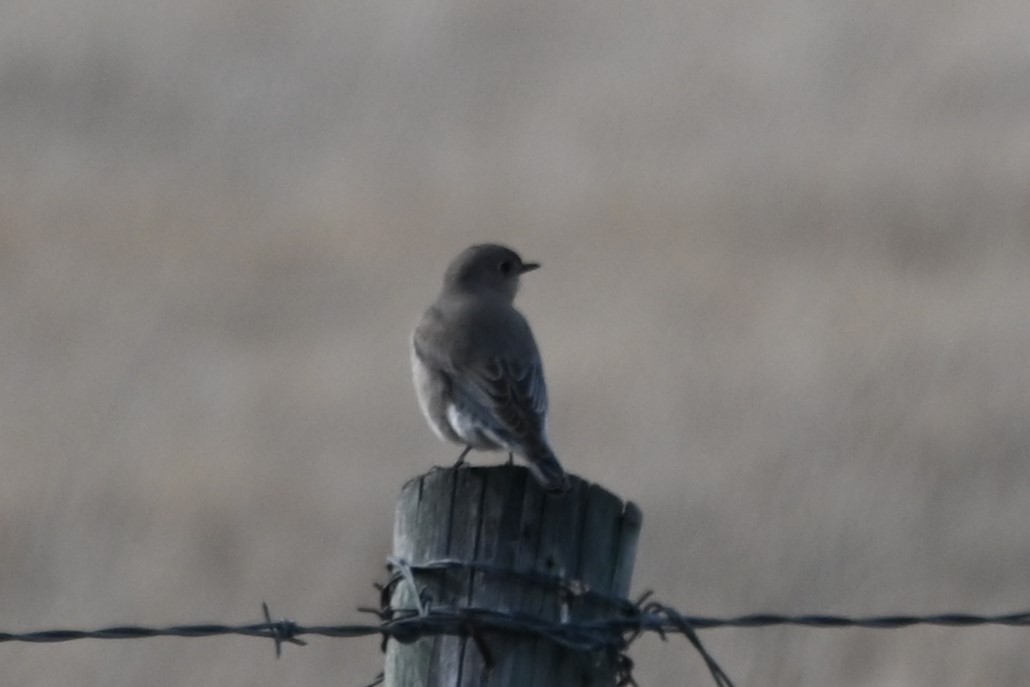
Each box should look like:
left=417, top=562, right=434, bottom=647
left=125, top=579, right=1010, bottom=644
left=384, top=464, right=642, bottom=686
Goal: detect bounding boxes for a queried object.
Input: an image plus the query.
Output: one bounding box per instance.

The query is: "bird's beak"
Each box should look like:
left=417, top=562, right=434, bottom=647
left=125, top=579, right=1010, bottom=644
left=520, top=262, right=541, bottom=274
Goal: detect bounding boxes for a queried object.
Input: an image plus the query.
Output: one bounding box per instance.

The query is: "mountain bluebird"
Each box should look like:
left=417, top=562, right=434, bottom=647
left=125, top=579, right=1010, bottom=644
left=411, top=244, right=570, bottom=494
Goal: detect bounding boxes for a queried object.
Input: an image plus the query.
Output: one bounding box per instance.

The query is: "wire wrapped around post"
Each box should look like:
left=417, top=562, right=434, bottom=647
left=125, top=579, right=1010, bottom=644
left=383, top=464, right=643, bottom=687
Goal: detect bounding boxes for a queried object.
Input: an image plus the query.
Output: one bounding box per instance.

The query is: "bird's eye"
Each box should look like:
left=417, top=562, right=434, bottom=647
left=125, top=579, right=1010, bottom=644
left=499, top=261, right=513, bottom=275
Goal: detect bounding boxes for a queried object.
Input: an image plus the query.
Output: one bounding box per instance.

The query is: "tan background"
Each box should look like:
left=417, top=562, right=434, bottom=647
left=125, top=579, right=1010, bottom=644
left=3, top=1, right=1030, bottom=685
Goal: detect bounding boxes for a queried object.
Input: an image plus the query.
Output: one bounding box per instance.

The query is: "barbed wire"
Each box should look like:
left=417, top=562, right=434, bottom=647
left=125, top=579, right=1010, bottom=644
left=13, top=604, right=1018, bottom=640
left=4, top=594, right=1029, bottom=687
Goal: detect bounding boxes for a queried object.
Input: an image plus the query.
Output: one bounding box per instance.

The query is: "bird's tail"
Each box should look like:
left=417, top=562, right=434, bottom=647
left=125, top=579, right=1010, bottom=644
left=523, top=444, right=570, bottom=495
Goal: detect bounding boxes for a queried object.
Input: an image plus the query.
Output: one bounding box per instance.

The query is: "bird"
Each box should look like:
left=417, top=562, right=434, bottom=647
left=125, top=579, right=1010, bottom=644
left=411, top=243, right=570, bottom=495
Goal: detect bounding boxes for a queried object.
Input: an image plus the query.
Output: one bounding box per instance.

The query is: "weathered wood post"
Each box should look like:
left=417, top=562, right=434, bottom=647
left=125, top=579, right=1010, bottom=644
left=384, top=464, right=642, bottom=686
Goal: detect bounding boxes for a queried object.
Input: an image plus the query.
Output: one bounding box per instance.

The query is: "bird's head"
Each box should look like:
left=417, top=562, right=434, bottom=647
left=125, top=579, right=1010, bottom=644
left=443, top=243, right=540, bottom=301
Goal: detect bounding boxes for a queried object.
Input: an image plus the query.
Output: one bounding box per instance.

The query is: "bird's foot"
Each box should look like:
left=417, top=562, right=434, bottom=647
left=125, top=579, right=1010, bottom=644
left=453, top=445, right=473, bottom=468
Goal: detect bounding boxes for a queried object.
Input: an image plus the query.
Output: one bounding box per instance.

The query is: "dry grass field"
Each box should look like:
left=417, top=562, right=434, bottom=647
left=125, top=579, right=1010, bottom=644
left=2, top=1, right=1029, bottom=684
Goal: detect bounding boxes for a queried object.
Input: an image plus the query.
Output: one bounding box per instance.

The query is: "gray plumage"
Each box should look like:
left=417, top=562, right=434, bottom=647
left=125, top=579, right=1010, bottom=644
left=411, top=244, right=570, bottom=494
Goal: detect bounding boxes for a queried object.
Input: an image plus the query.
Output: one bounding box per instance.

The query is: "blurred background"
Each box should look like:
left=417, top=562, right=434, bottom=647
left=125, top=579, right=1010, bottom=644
left=2, top=1, right=1029, bottom=684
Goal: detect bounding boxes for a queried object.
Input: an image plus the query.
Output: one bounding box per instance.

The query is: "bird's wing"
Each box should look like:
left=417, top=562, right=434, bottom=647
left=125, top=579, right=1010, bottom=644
left=449, top=350, right=548, bottom=447
left=415, top=304, right=548, bottom=446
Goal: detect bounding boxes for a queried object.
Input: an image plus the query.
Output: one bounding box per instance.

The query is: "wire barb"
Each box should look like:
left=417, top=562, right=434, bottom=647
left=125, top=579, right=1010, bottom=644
left=261, top=602, right=307, bottom=658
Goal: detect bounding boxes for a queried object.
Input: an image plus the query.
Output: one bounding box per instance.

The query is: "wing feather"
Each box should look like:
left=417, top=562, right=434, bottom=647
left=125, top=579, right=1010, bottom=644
left=414, top=300, right=549, bottom=448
